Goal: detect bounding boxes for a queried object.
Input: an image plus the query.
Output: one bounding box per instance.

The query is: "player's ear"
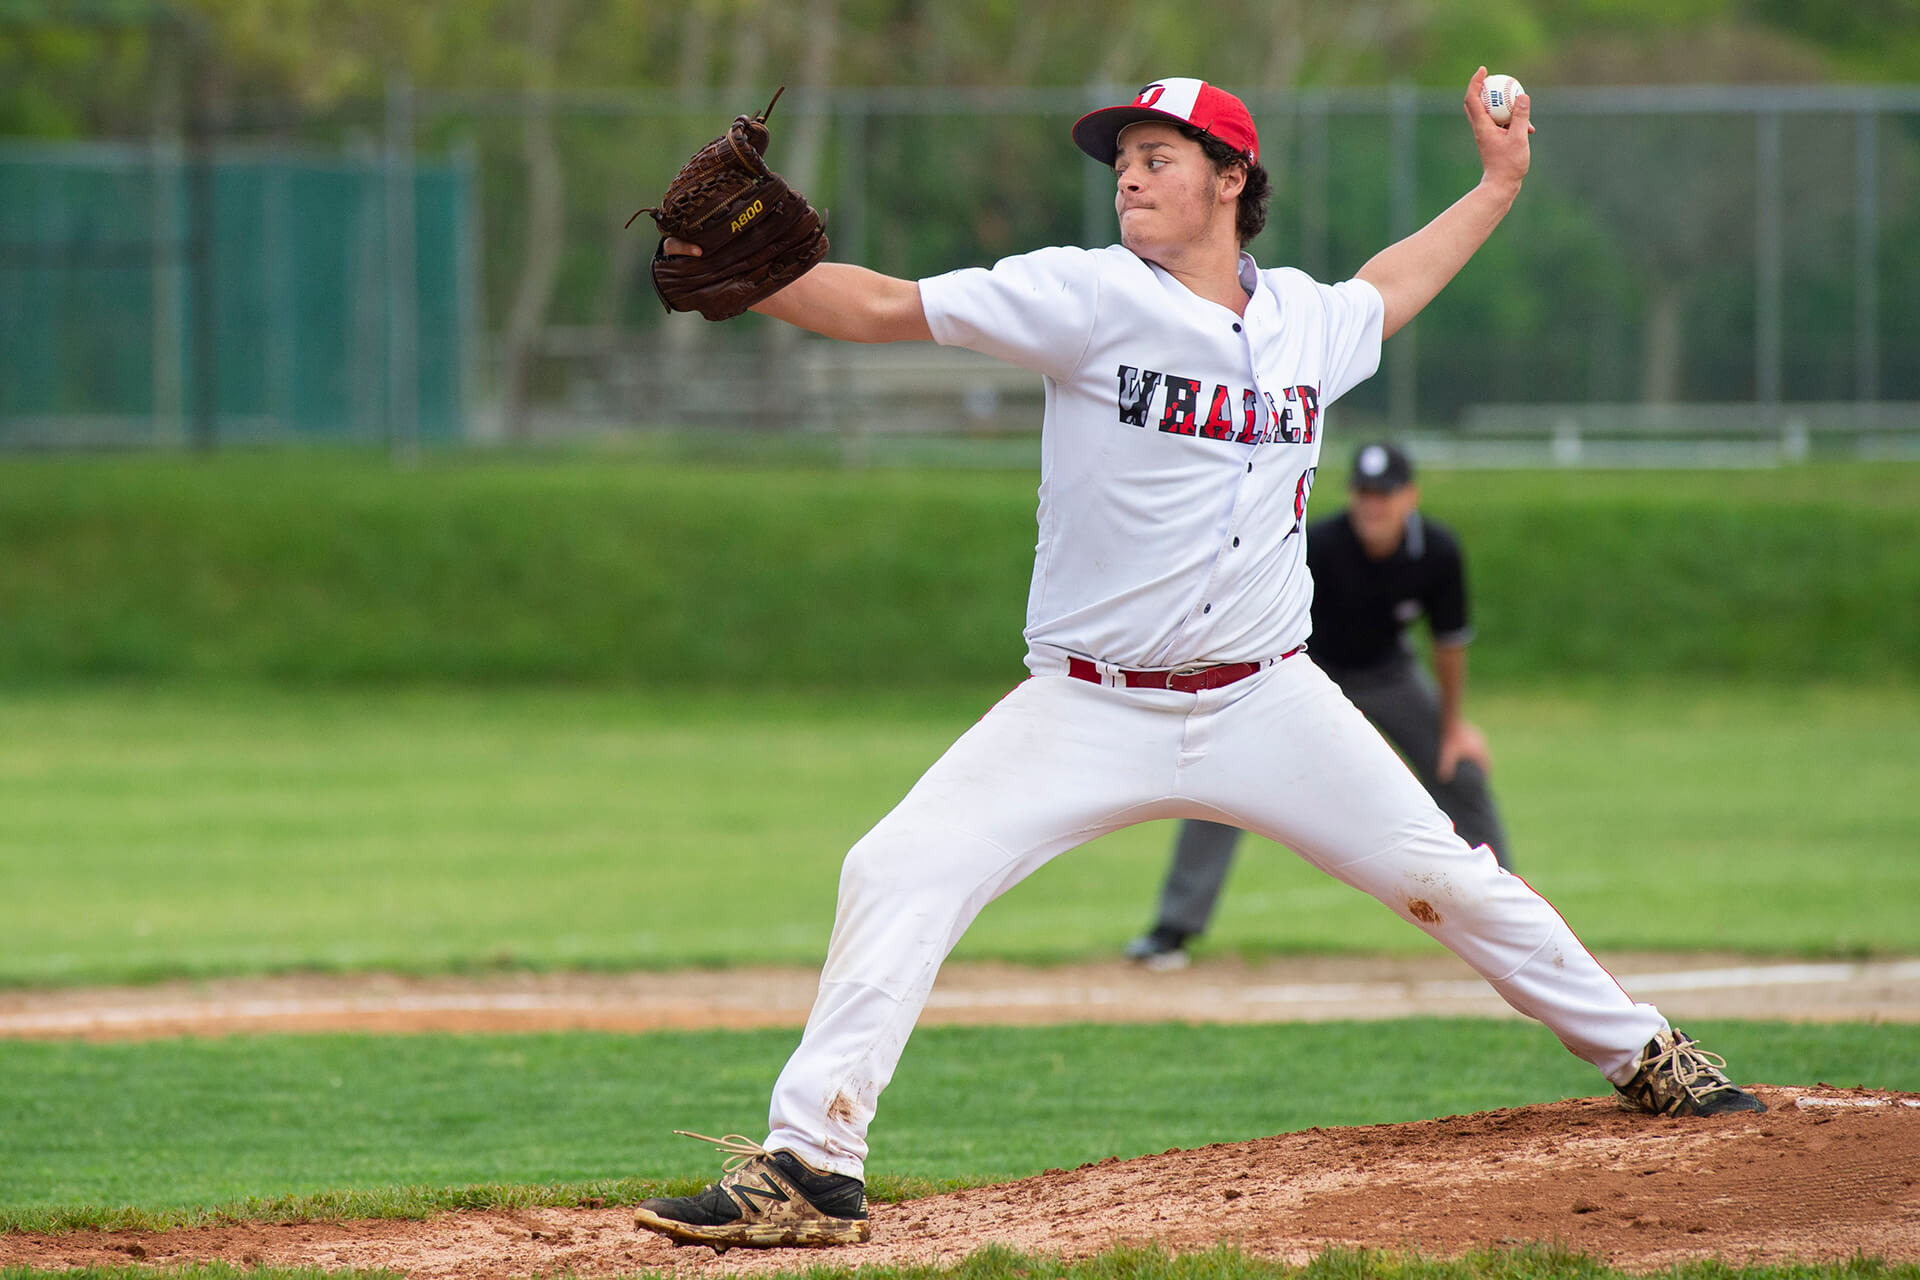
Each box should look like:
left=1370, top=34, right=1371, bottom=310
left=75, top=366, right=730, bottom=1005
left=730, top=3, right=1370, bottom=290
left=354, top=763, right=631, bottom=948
left=1218, top=160, right=1247, bottom=203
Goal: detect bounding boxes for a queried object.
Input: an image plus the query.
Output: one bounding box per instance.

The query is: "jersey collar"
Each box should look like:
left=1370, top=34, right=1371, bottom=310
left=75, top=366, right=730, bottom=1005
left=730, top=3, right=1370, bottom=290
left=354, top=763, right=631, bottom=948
left=1236, top=252, right=1260, bottom=295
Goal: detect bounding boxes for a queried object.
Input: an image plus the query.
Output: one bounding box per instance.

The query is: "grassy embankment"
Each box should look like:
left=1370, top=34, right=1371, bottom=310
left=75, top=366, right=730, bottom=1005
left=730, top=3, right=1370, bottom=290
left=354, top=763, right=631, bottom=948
left=1, top=451, right=1914, bottom=687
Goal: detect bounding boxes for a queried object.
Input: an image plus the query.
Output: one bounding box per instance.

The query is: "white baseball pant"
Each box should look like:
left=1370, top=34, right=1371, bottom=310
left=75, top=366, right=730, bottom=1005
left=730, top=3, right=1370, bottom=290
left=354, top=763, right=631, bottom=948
left=765, top=655, right=1667, bottom=1178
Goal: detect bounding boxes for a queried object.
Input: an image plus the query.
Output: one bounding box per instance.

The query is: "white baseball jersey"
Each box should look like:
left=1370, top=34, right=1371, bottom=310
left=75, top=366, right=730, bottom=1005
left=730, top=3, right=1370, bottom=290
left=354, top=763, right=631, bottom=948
left=759, top=243, right=1675, bottom=1184
left=918, top=245, right=1384, bottom=672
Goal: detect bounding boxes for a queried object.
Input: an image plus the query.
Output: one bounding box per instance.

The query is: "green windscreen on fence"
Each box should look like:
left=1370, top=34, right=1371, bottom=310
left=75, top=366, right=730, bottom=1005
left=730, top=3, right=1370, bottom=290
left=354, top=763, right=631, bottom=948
left=0, top=141, right=469, bottom=446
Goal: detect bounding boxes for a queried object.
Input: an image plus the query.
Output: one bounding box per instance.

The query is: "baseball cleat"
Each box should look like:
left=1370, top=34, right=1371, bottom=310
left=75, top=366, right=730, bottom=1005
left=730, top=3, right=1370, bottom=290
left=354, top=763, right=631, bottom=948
left=634, top=1131, right=869, bottom=1250
left=1123, top=926, right=1192, bottom=971
left=1616, top=1028, right=1767, bottom=1117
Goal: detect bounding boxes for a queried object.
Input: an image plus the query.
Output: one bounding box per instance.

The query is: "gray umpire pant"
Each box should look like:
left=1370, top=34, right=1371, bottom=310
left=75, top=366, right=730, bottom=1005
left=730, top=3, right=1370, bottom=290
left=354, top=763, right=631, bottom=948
left=1153, top=653, right=1513, bottom=939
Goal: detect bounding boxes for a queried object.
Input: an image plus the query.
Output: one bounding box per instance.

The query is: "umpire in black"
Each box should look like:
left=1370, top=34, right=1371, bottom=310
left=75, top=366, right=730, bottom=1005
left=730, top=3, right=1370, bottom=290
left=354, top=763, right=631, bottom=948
left=1126, top=441, right=1513, bottom=968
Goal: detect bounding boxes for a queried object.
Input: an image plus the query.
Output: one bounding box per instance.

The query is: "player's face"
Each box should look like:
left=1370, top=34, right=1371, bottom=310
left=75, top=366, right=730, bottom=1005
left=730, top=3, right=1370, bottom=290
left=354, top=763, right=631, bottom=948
left=1348, top=484, right=1421, bottom=556
left=1112, top=123, right=1238, bottom=260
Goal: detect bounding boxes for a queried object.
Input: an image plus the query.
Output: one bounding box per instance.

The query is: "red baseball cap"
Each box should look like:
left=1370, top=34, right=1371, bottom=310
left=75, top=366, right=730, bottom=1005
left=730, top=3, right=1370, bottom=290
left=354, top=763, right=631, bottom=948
left=1072, top=78, right=1260, bottom=166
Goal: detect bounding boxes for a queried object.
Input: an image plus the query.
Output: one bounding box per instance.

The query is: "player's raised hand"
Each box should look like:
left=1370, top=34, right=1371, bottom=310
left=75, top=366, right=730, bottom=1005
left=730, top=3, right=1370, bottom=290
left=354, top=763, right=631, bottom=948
left=1464, top=66, right=1531, bottom=193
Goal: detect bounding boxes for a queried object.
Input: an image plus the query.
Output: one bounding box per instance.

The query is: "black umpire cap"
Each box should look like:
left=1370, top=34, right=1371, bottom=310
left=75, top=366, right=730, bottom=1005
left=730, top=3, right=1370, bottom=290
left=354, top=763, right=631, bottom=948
left=1350, top=442, right=1414, bottom=493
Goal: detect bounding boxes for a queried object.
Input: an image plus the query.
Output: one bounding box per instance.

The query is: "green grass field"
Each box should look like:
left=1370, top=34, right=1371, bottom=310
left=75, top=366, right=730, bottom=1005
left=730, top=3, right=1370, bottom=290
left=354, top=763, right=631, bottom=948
left=5, top=1019, right=1914, bottom=1230
left=5, top=456, right=1917, bottom=1279
left=2, top=681, right=1914, bottom=985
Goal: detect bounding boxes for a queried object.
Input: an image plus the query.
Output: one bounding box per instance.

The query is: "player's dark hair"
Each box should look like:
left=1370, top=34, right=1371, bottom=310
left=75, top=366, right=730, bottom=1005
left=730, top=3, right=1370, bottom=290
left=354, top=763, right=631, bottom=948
left=1180, top=124, right=1271, bottom=246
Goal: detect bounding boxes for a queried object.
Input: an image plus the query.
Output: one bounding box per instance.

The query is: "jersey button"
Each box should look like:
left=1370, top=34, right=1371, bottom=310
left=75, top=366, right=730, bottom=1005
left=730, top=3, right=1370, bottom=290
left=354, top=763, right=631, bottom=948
left=1203, top=603, right=1212, bottom=614
left=1232, top=323, right=1242, bottom=333
left=1232, top=536, right=1241, bottom=547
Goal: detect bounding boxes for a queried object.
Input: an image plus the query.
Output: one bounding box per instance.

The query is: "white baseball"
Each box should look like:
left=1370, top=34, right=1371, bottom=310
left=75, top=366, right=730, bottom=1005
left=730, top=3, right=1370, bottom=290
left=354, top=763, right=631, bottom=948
left=1481, top=73, right=1525, bottom=127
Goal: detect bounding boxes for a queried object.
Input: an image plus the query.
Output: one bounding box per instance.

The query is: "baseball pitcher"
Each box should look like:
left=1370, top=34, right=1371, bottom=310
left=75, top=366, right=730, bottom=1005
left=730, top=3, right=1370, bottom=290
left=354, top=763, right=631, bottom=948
left=629, top=70, right=1763, bottom=1253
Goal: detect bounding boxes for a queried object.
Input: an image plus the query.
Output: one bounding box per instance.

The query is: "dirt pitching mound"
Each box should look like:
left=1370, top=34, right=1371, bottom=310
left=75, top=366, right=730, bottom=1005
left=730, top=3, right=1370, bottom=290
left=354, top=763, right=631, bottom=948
left=6, top=1086, right=1916, bottom=1277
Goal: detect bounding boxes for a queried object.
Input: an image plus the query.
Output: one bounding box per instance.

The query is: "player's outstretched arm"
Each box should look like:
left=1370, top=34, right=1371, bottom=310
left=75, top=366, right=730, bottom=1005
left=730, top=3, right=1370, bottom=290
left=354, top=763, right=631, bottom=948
left=660, top=238, right=931, bottom=343
left=752, top=261, right=933, bottom=343
left=1355, top=67, right=1531, bottom=340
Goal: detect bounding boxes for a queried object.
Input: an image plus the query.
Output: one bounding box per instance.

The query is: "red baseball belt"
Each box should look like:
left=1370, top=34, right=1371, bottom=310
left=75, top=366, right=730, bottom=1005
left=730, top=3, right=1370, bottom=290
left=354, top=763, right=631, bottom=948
left=1066, top=646, right=1302, bottom=694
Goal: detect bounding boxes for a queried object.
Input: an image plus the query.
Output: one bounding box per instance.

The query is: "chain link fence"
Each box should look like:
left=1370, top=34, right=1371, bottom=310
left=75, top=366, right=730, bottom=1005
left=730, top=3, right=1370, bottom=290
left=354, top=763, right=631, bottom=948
left=6, top=83, right=1919, bottom=460
left=0, top=138, right=473, bottom=449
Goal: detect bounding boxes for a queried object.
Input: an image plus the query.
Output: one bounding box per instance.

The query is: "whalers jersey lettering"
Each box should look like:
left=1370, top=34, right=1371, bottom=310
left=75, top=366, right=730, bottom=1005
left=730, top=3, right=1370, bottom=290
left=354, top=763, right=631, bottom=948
left=1157, top=376, right=1202, bottom=435
left=1116, top=366, right=1323, bottom=445
left=1116, top=366, right=1163, bottom=426
left=919, top=243, right=1384, bottom=672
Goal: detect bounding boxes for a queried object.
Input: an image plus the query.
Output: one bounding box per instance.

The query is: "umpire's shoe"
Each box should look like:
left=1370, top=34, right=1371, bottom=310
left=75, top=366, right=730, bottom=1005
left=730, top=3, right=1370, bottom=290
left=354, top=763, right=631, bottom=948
left=1123, top=925, right=1192, bottom=971
left=634, top=1131, right=869, bottom=1251
left=1616, top=1028, right=1767, bottom=1117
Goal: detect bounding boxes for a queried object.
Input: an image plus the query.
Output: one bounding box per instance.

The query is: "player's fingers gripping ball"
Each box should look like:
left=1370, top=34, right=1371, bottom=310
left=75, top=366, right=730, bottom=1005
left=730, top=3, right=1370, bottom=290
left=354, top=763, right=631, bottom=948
left=1481, top=74, right=1525, bottom=127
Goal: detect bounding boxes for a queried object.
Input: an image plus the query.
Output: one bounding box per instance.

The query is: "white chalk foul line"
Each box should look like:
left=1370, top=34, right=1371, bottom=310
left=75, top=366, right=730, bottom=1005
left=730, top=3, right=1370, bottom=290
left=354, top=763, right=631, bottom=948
left=1, top=959, right=1916, bottom=1035
left=1621, top=961, right=1920, bottom=992
left=923, top=959, right=1920, bottom=1011
left=0, top=993, right=637, bottom=1036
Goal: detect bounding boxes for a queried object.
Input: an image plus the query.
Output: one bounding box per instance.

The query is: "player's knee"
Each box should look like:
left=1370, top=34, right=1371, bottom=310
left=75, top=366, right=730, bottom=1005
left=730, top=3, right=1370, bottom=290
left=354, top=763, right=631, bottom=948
left=837, top=823, right=990, bottom=902
left=837, top=833, right=913, bottom=902
left=1384, top=835, right=1511, bottom=932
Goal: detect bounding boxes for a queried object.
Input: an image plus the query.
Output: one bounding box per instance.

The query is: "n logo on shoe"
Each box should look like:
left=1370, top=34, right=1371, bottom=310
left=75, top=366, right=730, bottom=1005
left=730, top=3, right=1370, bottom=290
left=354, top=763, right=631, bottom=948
left=731, top=1177, right=791, bottom=1209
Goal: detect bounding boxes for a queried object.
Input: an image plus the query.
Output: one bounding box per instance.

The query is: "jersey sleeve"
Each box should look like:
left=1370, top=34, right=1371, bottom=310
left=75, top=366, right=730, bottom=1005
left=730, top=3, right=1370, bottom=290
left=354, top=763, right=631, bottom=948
left=917, top=246, right=1100, bottom=382
left=1314, top=277, right=1386, bottom=405
left=1427, top=531, right=1474, bottom=648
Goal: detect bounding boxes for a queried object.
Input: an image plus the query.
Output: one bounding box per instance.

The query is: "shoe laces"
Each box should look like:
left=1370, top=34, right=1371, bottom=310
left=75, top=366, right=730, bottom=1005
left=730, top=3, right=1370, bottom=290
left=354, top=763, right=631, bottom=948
left=674, top=1130, right=772, bottom=1175
left=1645, top=1033, right=1735, bottom=1101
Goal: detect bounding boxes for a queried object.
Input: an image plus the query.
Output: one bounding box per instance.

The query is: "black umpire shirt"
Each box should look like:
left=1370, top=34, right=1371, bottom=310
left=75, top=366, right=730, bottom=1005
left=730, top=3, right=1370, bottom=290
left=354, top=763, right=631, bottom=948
left=1304, top=510, right=1473, bottom=671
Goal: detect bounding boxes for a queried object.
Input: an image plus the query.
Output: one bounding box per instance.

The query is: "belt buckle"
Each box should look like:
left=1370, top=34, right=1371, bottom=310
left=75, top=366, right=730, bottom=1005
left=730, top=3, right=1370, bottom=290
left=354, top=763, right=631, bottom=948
left=1166, top=661, right=1213, bottom=692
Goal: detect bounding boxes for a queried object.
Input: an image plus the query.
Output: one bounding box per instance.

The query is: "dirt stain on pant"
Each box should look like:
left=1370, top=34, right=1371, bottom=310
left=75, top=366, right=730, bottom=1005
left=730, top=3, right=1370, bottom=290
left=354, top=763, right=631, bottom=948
left=1407, top=899, right=1442, bottom=925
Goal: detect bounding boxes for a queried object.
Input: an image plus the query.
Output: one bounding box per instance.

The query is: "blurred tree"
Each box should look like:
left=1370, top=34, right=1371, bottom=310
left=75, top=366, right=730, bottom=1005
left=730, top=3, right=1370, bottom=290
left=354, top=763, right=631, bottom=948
left=1743, top=0, right=1920, bottom=80
left=0, top=9, right=188, bottom=139
left=15, top=0, right=1915, bottom=131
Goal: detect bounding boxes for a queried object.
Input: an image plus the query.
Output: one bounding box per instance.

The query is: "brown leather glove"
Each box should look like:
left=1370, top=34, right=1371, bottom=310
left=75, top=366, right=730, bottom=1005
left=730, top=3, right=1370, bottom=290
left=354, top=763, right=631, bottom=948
left=630, top=87, right=829, bottom=322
